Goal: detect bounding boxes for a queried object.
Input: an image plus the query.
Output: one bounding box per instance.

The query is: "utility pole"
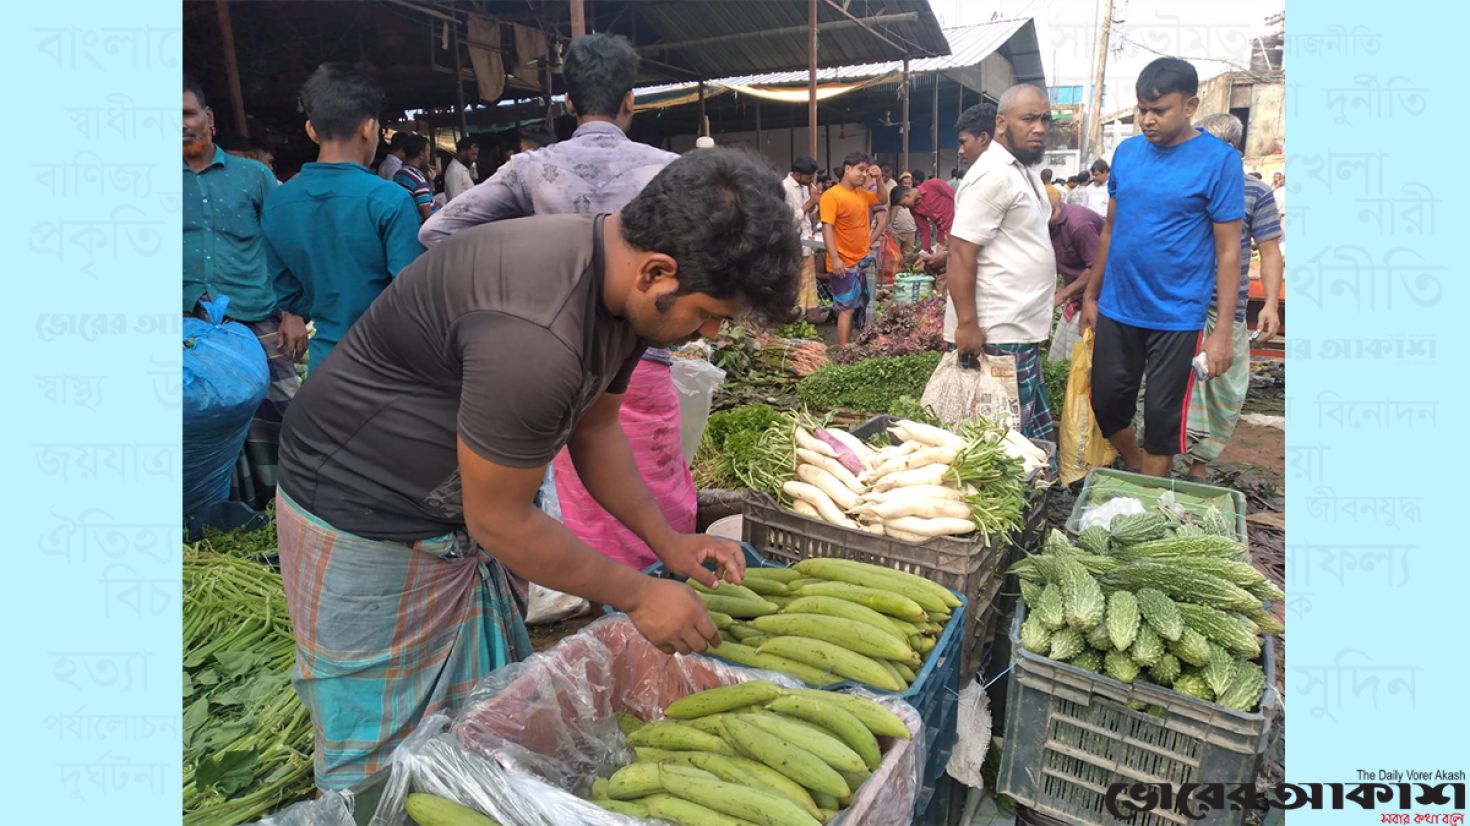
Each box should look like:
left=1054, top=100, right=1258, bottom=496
left=1084, top=0, right=1116, bottom=164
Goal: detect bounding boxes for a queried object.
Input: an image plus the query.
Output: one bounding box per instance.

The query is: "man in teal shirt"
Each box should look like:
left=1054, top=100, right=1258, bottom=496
left=262, top=63, right=424, bottom=373
left=183, top=75, right=301, bottom=508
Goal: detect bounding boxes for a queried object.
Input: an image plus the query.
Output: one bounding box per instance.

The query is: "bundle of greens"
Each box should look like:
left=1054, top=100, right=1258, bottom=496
left=183, top=545, right=314, bottom=826
left=796, top=352, right=941, bottom=415
left=692, top=404, right=777, bottom=489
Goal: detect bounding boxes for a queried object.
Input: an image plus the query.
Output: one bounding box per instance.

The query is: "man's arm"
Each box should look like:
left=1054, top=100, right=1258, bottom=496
left=1202, top=219, right=1243, bottom=375
left=947, top=236, right=983, bottom=354
left=382, top=193, right=428, bottom=277
left=821, top=223, right=840, bottom=274
left=1079, top=199, right=1116, bottom=332
left=419, top=155, right=533, bottom=247
left=1255, top=238, right=1284, bottom=340
left=457, top=439, right=720, bottom=655
left=915, top=207, right=933, bottom=251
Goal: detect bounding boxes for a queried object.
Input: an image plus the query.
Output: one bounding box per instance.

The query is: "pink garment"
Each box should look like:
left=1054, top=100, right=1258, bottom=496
left=553, top=360, right=695, bottom=570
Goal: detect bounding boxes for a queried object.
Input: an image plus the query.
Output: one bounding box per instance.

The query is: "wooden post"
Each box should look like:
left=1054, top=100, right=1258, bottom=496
left=215, top=0, right=249, bottom=137
left=1086, top=0, right=1117, bottom=162
left=569, top=0, right=586, bottom=39
left=755, top=98, right=762, bottom=155
left=451, top=22, right=468, bottom=137
left=808, top=0, right=818, bottom=158
left=697, top=81, right=708, bottom=137
left=930, top=72, right=940, bottom=179
left=825, top=124, right=831, bottom=172
left=900, top=59, right=910, bottom=175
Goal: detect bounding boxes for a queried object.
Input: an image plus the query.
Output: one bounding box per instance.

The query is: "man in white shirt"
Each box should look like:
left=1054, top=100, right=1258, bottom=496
left=1082, top=158, right=1110, bottom=216
left=444, top=136, right=478, bottom=203
left=782, top=155, right=822, bottom=318
left=945, top=86, right=1059, bottom=442
left=377, top=132, right=409, bottom=180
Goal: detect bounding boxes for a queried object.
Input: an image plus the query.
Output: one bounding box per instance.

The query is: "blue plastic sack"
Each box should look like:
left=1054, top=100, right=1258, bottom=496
left=183, top=296, right=269, bottom=515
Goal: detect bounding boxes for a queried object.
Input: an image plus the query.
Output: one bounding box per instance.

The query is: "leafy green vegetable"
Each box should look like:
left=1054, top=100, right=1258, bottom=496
left=775, top=319, right=819, bottom=340
left=1042, top=356, right=1070, bottom=424
left=796, top=352, right=941, bottom=414
left=693, top=404, right=777, bottom=489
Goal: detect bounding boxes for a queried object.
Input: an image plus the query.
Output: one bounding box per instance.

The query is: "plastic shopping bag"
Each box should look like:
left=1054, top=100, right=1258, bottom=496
left=1058, top=328, right=1117, bottom=486
left=920, top=349, right=1021, bottom=429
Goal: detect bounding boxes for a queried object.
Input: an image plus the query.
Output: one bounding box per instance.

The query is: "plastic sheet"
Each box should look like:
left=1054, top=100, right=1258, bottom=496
left=183, top=296, right=268, bottom=515
left=250, top=790, right=355, bottom=826
left=372, top=615, right=925, bottom=825
left=671, top=358, right=726, bottom=464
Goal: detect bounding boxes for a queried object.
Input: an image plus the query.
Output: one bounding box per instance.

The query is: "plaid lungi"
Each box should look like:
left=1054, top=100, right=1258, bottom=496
left=986, top=342, right=1055, bottom=444
left=233, top=315, right=301, bottom=508
left=275, top=491, right=532, bottom=790
left=1184, top=312, right=1252, bottom=464
left=827, top=262, right=871, bottom=329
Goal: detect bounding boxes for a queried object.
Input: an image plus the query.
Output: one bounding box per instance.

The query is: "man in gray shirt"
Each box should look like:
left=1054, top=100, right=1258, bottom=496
left=275, top=148, right=802, bottom=787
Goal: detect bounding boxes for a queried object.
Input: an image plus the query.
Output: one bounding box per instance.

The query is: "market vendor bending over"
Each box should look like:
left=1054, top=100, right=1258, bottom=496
left=273, top=148, right=801, bottom=789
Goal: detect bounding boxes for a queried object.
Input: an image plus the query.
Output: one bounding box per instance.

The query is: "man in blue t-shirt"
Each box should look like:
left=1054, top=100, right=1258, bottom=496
left=1079, top=57, right=1244, bottom=477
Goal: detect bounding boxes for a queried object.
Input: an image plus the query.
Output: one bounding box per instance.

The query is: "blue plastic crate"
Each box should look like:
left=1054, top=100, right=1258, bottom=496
left=609, top=543, right=965, bottom=818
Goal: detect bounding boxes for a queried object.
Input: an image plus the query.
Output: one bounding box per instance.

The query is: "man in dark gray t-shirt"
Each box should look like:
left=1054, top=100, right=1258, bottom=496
left=275, top=149, right=801, bottom=685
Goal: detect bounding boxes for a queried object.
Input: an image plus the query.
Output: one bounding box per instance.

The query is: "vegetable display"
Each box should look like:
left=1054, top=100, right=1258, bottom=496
left=1009, top=522, right=1282, bottom=713
left=795, top=353, right=941, bottom=416
left=183, top=546, right=314, bottom=826
left=588, top=680, right=909, bottom=825
left=687, top=558, right=956, bottom=692
left=769, top=416, right=1047, bottom=543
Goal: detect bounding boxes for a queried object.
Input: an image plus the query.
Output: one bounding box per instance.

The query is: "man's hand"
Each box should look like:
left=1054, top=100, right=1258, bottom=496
left=954, top=320, right=986, bottom=357
left=1079, top=297, right=1099, bottom=333
left=654, top=533, right=746, bottom=589
left=1053, top=291, right=1067, bottom=308
left=1256, top=304, right=1281, bottom=341
left=626, top=577, right=722, bottom=655
left=279, top=312, right=309, bottom=361
left=1203, top=329, right=1234, bottom=378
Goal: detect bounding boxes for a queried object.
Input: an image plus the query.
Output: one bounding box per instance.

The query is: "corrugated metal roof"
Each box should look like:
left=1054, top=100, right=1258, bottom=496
left=637, top=18, right=1040, bottom=96
left=633, top=0, right=951, bottom=80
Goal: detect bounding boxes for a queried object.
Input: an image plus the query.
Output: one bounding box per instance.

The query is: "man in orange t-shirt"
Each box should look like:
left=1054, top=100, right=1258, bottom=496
left=819, top=152, right=881, bottom=345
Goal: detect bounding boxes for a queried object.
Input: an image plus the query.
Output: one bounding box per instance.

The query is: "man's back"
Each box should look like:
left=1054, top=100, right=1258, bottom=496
left=419, top=121, right=676, bottom=246
left=279, top=213, right=642, bottom=540
left=262, top=161, right=425, bottom=363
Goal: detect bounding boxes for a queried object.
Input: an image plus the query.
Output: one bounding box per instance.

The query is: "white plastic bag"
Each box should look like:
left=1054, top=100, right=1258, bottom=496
left=1078, top=496, right=1146, bottom=532
left=523, top=582, right=590, bottom=626
left=920, top=350, right=1021, bottom=429
left=670, top=359, right=727, bottom=464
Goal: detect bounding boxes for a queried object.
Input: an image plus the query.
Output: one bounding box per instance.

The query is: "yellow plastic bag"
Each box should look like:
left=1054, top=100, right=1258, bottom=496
left=1058, top=328, right=1117, bottom=486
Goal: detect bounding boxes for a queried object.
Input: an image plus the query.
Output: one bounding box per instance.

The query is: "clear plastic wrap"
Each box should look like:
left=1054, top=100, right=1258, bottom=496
left=250, top=790, right=355, bottom=826
left=372, top=615, right=925, bottom=825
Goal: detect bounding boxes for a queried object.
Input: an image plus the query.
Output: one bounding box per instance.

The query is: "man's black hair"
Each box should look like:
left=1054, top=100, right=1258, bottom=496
left=300, top=62, right=385, bottom=142
left=889, top=185, right=911, bottom=207
left=621, top=148, right=801, bottom=324
left=881, top=162, right=893, bottom=173
left=520, top=127, right=555, bottom=149
left=840, top=151, right=868, bottom=173
left=1040, top=168, right=1054, bottom=183
left=388, top=131, right=412, bottom=151
left=563, top=33, right=639, bottom=118
left=791, top=155, right=819, bottom=175
left=456, top=135, right=477, bottom=152
left=1248, top=171, right=1263, bottom=180
left=183, top=74, right=207, bottom=108
left=1135, top=56, right=1199, bottom=101
left=950, top=168, right=960, bottom=178
left=911, top=170, right=927, bottom=184
left=1091, top=158, right=1110, bottom=174
left=398, top=133, right=429, bottom=162
left=955, top=101, right=997, bottom=140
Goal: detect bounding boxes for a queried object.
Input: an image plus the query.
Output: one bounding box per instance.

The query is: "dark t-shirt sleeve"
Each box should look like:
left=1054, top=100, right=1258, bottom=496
left=452, top=311, right=585, bottom=468
left=607, top=345, right=647, bottom=394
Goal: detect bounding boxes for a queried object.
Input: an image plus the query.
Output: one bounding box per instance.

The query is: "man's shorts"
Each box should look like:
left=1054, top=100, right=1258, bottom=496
left=1090, top=314, right=1203, bottom=457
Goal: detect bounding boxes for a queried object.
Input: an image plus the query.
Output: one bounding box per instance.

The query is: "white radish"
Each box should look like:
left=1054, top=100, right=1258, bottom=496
left=895, top=420, right=967, bottom=451
left=887, top=424, right=916, bottom=444
left=873, top=463, right=950, bottom=492
left=794, top=427, right=839, bottom=458
left=1003, top=429, right=1049, bottom=463
left=875, top=441, right=922, bottom=459
left=782, top=481, right=859, bottom=527
left=794, top=448, right=864, bottom=494
left=858, top=523, right=886, bottom=535
left=860, top=485, right=965, bottom=504
left=871, top=446, right=958, bottom=479
left=886, top=528, right=928, bottom=543
left=884, top=515, right=977, bottom=537
left=790, top=499, right=821, bottom=519
left=796, top=464, right=860, bottom=511
left=862, top=498, right=974, bottom=522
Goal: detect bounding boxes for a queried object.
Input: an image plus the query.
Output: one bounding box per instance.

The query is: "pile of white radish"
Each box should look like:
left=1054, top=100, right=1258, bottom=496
left=779, top=418, right=1050, bottom=543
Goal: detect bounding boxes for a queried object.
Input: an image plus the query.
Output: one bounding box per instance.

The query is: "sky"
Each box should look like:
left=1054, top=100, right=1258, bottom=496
left=930, top=0, right=1286, bottom=114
